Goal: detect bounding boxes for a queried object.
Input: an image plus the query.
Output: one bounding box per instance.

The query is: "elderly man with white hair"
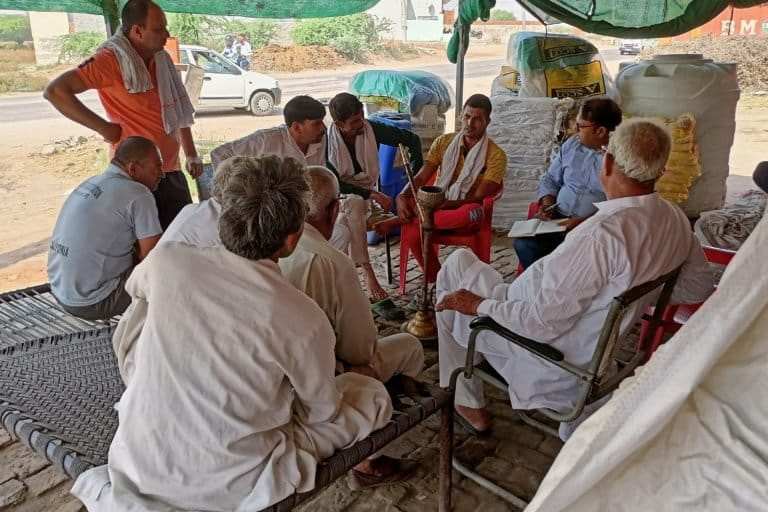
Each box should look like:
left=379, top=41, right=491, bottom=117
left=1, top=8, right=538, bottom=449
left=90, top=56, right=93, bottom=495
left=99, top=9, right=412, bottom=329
left=72, top=156, right=401, bottom=510
left=435, top=119, right=715, bottom=437
left=160, top=156, right=242, bottom=247
left=280, top=166, right=424, bottom=384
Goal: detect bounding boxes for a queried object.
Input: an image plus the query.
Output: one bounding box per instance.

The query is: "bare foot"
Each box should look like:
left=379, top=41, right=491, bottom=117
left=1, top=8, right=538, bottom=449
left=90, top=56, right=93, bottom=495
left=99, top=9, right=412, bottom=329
left=373, top=217, right=401, bottom=238
left=456, top=404, right=491, bottom=431
left=362, top=263, right=388, bottom=301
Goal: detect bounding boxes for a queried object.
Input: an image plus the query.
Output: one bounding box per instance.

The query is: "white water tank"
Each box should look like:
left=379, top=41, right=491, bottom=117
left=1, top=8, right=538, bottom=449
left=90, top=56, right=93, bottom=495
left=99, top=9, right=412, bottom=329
left=616, top=54, right=740, bottom=216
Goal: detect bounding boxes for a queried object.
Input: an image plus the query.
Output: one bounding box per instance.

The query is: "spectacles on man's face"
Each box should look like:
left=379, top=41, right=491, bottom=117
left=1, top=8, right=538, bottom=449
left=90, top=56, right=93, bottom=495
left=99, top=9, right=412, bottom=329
left=576, top=122, right=597, bottom=130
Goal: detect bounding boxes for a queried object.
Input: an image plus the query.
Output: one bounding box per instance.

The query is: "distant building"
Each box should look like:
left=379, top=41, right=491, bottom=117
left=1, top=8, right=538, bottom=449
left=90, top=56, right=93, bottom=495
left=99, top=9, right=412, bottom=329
left=367, top=0, right=444, bottom=42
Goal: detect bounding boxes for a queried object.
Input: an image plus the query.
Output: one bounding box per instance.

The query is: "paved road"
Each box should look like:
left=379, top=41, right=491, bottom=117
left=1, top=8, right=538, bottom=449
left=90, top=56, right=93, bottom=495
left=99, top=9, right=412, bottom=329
left=0, top=58, right=505, bottom=123
left=0, top=49, right=624, bottom=124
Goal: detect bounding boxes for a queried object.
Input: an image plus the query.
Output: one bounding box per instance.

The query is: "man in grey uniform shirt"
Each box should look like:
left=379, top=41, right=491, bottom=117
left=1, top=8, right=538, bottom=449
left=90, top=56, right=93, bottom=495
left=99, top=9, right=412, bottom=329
left=48, top=136, right=164, bottom=320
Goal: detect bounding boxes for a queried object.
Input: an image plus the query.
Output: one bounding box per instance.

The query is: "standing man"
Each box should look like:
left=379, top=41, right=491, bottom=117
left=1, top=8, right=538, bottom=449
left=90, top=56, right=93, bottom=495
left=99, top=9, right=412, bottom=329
left=221, top=34, right=237, bottom=62
left=48, top=136, right=164, bottom=320
left=235, top=33, right=252, bottom=70
left=44, top=0, right=203, bottom=229
left=210, top=95, right=326, bottom=169
left=514, top=98, right=622, bottom=269
left=326, top=92, right=423, bottom=317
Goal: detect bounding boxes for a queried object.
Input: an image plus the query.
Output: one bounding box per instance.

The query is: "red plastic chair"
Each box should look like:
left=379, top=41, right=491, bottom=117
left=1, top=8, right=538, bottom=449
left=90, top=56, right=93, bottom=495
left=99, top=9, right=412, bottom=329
left=637, top=245, right=736, bottom=361
left=515, top=201, right=540, bottom=276
left=398, top=184, right=503, bottom=294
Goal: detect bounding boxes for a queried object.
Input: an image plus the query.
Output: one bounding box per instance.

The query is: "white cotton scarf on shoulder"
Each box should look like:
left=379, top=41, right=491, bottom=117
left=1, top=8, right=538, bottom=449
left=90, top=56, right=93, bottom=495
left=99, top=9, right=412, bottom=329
left=327, top=120, right=380, bottom=189
left=435, top=131, right=489, bottom=201
left=99, top=30, right=195, bottom=134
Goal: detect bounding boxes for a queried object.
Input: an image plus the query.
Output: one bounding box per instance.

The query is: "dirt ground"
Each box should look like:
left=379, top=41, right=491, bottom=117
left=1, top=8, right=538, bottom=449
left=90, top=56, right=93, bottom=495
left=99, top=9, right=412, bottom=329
left=1, top=42, right=766, bottom=293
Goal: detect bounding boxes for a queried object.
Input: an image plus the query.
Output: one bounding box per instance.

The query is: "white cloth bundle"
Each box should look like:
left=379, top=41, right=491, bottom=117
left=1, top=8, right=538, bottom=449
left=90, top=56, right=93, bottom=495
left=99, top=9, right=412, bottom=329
left=327, top=120, right=380, bottom=189
left=99, top=30, right=195, bottom=134
left=435, top=131, right=489, bottom=201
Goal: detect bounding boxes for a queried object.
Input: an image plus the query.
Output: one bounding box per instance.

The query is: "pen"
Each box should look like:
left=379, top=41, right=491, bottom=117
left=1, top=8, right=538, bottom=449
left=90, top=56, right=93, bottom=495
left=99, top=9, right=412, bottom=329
left=543, top=202, right=560, bottom=213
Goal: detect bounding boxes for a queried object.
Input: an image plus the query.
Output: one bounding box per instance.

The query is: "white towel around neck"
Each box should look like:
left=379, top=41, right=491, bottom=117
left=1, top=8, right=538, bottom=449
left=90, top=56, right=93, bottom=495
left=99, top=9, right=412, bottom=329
left=327, top=120, right=380, bottom=189
left=98, top=30, right=195, bottom=134
left=435, top=131, right=489, bottom=201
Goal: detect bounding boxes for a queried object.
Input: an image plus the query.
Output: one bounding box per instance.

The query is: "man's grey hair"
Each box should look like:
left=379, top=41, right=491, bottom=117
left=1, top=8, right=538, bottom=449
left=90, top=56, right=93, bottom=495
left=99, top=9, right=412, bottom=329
left=218, top=156, right=310, bottom=260
left=606, top=118, right=671, bottom=184
left=305, top=166, right=340, bottom=223
left=212, top=156, right=246, bottom=203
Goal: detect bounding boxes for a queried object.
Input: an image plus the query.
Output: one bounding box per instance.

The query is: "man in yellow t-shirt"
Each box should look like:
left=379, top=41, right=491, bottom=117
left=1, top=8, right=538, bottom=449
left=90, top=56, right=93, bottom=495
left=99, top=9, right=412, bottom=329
left=375, top=93, right=507, bottom=285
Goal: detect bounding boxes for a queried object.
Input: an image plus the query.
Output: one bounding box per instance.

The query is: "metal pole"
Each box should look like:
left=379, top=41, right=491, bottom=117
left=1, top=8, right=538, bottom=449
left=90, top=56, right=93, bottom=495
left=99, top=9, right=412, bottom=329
left=454, top=0, right=466, bottom=132
left=102, top=0, right=119, bottom=36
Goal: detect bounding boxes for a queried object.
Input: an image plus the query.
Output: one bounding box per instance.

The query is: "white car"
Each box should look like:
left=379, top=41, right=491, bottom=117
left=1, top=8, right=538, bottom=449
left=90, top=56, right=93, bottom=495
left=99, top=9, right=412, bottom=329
left=179, top=44, right=281, bottom=116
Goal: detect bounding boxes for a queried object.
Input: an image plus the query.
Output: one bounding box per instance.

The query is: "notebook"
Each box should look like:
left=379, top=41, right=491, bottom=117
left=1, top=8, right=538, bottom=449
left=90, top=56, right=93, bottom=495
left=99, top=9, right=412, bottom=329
left=507, top=218, right=567, bottom=238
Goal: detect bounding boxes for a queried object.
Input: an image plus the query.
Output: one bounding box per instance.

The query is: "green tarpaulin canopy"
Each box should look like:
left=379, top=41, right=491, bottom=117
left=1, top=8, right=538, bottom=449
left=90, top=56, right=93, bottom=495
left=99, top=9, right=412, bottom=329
left=515, top=0, right=768, bottom=38
left=0, top=0, right=381, bottom=18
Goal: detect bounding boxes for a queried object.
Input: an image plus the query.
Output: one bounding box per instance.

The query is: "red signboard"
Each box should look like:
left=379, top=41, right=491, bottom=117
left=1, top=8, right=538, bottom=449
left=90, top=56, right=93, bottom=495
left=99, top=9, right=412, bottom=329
left=673, top=4, right=768, bottom=39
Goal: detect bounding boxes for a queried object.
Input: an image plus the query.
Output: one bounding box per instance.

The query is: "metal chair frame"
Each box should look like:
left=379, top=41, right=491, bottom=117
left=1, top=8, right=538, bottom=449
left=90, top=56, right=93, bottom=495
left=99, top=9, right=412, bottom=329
left=437, top=266, right=682, bottom=511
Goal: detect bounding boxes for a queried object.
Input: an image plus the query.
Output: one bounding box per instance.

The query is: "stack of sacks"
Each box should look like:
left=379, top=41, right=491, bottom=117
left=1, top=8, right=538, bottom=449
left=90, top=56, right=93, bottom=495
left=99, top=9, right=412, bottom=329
left=487, top=94, right=573, bottom=229
left=632, top=113, right=699, bottom=203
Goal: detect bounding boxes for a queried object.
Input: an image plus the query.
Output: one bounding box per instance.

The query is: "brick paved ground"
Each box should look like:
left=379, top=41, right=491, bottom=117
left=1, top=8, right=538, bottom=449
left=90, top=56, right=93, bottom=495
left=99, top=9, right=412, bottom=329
left=1, top=234, right=562, bottom=512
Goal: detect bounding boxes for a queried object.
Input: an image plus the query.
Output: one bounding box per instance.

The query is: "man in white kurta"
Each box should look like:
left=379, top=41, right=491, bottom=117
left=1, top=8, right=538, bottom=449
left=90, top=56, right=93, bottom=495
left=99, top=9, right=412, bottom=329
left=160, top=155, right=250, bottom=247
left=71, top=156, right=393, bottom=511
left=210, top=95, right=326, bottom=170
left=280, top=166, right=424, bottom=382
left=436, top=119, right=714, bottom=433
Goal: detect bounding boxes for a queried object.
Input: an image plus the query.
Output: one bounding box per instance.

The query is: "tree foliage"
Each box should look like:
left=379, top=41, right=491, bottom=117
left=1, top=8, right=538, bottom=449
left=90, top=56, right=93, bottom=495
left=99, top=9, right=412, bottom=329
left=291, top=13, right=391, bottom=62
left=0, top=14, right=31, bottom=43
left=490, top=9, right=517, bottom=21
left=223, top=20, right=278, bottom=50
left=58, top=31, right=105, bottom=63
left=168, top=13, right=222, bottom=45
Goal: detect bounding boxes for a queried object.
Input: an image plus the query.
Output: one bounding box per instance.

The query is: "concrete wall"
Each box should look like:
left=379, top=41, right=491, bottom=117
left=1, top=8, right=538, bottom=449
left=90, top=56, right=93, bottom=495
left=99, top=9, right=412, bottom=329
left=28, top=12, right=70, bottom=66
left=28, top=12, right=106, bottom=66
left=405, top=19, right=443, bottom=41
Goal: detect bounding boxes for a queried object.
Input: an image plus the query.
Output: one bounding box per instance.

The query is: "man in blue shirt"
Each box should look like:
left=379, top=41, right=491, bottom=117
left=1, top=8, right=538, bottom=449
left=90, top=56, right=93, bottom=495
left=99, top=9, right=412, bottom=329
left=48, top=136, right=164, bottom=320
left=514, top=98, right=622, bottom=269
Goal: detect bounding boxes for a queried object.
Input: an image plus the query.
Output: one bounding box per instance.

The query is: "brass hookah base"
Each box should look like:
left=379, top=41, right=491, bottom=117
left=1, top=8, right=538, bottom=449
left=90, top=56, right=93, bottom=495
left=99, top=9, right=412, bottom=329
left=401, top=186, right=444, bottom=342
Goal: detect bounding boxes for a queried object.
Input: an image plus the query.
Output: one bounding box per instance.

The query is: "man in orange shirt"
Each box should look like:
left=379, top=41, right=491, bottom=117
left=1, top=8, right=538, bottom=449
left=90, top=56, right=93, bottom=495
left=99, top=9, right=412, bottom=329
left=44, top=0, right=202, bottom=229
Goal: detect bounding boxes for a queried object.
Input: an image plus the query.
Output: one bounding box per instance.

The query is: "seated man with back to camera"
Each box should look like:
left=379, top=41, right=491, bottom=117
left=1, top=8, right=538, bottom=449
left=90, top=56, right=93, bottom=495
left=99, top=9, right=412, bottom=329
left=72, top=155, right=408, bottom=511
left=326, top=92, right=424, bottom=319
left=435, top=119, right=714, bottom=438
left=160, top=155, right=241, bottom=247
left=374, top=93, right=507, bottom=296
left=514, top=98, right=622, bottom=270
left=280, top=166, right=425, bottom=390
left=47, top=136, right=164, bottom=320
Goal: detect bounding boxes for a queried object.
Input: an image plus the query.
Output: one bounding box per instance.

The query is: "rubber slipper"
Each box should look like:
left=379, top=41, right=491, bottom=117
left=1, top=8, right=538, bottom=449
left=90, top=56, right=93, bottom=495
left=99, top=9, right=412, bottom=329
left=346, top=457, right=418, bottom=491
left=371, top=298, right=406, bottom=321
left=454, top=410, right=491, bottom=437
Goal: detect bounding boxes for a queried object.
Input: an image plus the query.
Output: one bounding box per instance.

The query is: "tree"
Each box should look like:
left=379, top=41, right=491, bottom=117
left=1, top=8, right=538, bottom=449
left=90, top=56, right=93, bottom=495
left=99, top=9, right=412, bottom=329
left=0, top=14, right=31, bottom=43
left=292, top=13, right=391, bottom=62
left=168, top=13, right=225, bottom=45
left=223, top=20, right=278, bottom=50
left=490, top=9, right=517, bottom=21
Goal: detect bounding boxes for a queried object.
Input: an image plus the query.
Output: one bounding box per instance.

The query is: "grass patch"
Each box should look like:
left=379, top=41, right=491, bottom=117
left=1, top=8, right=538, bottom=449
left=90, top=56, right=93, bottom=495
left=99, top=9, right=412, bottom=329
left=0, top=48, right=48, bottom=93
left=0, top=72, right=49, bottom=93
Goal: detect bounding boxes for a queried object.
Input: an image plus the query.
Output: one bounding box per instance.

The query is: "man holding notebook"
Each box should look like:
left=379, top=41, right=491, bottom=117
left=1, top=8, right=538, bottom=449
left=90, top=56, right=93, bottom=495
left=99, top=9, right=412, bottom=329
left=514, top=98, right=622, bottom=269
